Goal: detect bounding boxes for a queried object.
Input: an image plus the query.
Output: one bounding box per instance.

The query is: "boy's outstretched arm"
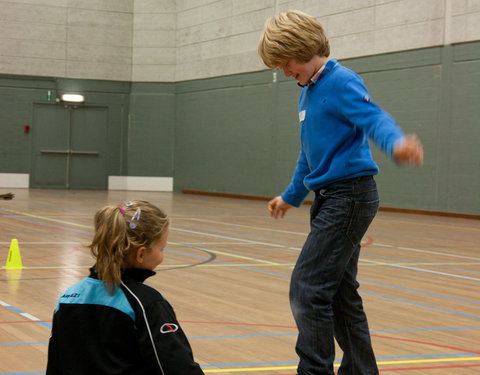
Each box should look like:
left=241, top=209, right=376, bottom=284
left=393, top=134, right=424, bottom=166
left=268, top=196, right=294, bottom=219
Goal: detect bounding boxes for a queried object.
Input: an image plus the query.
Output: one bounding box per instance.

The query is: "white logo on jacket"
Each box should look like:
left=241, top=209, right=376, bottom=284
left=299, top=110, right=306, bottom=122
left=160, top=323, right=179, bottom=333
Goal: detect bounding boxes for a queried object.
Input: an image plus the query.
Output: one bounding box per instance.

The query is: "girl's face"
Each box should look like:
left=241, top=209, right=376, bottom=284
left=142, top=229, right=169, bottom=270
left=126, top=228, right=169, bottom=271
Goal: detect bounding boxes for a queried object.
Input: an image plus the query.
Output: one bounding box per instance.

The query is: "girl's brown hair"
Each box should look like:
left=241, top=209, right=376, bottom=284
left=258, top=10, right=330, bottom=69
left=89, top=200, right=169, bottom=294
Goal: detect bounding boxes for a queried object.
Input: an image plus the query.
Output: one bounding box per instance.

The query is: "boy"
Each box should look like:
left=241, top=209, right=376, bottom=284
left=258, top=10, right=423, bottom=375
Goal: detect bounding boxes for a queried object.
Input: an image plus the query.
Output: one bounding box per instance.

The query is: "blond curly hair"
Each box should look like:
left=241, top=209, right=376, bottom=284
left=258, top=10, right=330, bottom=69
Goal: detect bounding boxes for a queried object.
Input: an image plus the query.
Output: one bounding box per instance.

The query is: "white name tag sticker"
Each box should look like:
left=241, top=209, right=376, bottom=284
left=299, top=110, right=306, bottom=122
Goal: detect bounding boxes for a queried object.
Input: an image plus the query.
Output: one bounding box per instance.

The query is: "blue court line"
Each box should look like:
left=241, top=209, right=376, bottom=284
left=174, top=223, right=303, bottom=247
left=3, top=213, right=478, bottom=332
left=362, top=252, right=480, bottom=275
left=189, top=326, right=480, bottom=339
left=170, top=243, right=480, bottom=318
left=3, top=326, right=479, bottom=345
left=359, top=278, right=480, bottom=305
left=1, top=215, right=91, bottom=236
left=201, top=352, right=478, bottom=367
left=0, top=302, right=52, bottom=329
left=0, top=342, right=48, bottom=346
left=362, top=291, right=480, bottom=319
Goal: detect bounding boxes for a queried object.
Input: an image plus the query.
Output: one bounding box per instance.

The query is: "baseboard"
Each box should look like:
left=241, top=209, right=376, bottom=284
left=0, top=173, right=29, bottom=188
left=109, top=176, right=173, bottom=191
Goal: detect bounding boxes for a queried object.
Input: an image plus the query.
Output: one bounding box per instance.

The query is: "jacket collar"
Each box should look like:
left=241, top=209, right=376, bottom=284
left=89, top=266, right=156, bottom=283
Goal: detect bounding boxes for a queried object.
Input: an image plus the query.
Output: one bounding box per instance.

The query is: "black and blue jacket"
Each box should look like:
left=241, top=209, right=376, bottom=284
left=46, top=267, right=204, bottom=375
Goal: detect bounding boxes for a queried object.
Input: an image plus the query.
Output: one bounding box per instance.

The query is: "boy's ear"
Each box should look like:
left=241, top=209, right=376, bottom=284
left=134, top=246, right=147, bottom=264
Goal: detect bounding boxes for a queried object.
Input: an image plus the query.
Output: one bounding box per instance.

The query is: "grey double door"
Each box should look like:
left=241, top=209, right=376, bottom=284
left=31, top=104, right=108, bottom=189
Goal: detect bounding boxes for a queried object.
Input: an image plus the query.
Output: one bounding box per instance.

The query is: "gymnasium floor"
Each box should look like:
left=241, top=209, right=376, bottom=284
left=0, top=189, right=479, bottom=374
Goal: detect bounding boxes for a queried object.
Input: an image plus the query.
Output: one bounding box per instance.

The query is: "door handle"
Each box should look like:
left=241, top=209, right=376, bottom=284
left=70, top=150, right=99, bottom=156
left=40, top=150, right=69, bottom=154
left=40, top=150, right=99, bottom=156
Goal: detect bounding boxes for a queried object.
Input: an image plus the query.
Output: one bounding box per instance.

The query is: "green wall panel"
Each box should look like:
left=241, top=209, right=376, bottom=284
left=129, top=83, right=175, bottom=177
left=1, top=42, right=479, bottom=214
left=175, top=80, right=275, bottom=196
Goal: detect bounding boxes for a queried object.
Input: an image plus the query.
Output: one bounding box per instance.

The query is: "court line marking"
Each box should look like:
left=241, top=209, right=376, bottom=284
left=0, top=242, right=83, bottom=245
left=3, top=210, right=479, bottom=315
left=362, top=291, right=480, bottom=319
left=0, top=299, right=50, bottom=329
left=201, top=356, right=480, bottom=373
left=5, top=208, right=479, bottom=262
left=361, top=259, right=480, bottom=281
left=3, top=210, right=479, bottom=373
left=175, top=217, right=306, bottom=235
left=359, top=278, right=480, bottom=305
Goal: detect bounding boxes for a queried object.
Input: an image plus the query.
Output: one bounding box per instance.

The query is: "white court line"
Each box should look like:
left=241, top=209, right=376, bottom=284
left=170, top=242, right=261, bottom=245
left=374, top=242, right=480, bottom=261
left=175, top=217, right=306, bottom=235
left=21, top=312, right=40, bottom=321
left=0, top=299, right=42, bottom=322
left=4, top=211, right=478, bottom=280
left=0, top=241, right=83, bottom=245
left=171, top=227, right=301, bottom=251
left=171, top=227, right=480, bottom=282
left=362, top=259, right=480, bottom=282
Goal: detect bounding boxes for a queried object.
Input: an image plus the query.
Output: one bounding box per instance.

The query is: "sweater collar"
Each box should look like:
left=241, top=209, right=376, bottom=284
left=298, top=58, right=338, bottom=88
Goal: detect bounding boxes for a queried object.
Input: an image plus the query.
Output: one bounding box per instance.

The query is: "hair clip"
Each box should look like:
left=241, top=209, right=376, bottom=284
left=118, top=207, right=126, bottom=215
left=129, top=208, right=142, bottom=229
left=125, top=201, right=134, bottom=207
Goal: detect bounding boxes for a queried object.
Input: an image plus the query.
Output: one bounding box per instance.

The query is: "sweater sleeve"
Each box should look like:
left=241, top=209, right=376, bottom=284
left=340, top=76, right=404, bottom=157
left=281, top=147, right=311, bottom=207
left=140, top=299, right=204, bottom=375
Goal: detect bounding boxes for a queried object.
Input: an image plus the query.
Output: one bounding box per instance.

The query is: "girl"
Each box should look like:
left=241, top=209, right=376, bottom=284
left=47, top=200, right=204, bottom=375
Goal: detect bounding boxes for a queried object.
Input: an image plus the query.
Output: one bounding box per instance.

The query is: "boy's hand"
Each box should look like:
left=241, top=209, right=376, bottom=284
left=393, top=134, right=424, bottom=166
left=268, top=196, right=293, bottom=219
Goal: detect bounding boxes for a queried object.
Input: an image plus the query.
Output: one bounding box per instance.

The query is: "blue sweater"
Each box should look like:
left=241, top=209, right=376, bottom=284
left=281, top=59, right=404, bottom=207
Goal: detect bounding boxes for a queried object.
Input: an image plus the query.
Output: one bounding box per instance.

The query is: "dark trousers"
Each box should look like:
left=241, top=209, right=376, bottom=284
left=290, top=175, right=380, bottom=375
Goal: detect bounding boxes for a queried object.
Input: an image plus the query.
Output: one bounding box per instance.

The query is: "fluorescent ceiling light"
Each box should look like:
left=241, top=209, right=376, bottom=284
left=61, top=94, right=85, bottom=103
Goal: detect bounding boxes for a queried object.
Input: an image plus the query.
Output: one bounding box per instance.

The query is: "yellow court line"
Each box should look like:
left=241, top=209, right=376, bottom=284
left=1, top=266, right=91, bottom=270
left=169, top=242, right=281, bottom=266
left=204, top=356, right=480, bottom=373
left=8, top=209, right=92, bottom=229
left=375, top=216, right=480, bottom=231
left=361, top=262, right=480, bottom=266
left=157, top=263, right=294, bottom=268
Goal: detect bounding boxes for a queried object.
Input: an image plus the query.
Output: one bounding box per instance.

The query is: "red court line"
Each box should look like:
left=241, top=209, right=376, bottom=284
left=380, top=363, right=480, bottom=371
left=372, top=334, right=480, bottom=355
left=182, top=321, right=297, bottom=329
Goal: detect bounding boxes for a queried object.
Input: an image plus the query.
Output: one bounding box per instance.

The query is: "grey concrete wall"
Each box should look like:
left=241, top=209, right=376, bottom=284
left=0, top=0, right=133, bottom=80
left=1, top=0, right=480, bottom=82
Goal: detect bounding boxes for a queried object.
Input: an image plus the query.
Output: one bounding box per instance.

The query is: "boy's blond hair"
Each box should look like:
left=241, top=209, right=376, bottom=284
left=258, top=10, right=330, bottom=69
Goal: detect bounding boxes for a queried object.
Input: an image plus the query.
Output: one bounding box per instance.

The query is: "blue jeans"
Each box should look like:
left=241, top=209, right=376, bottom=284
left=290, top=175, right=379, bottom=375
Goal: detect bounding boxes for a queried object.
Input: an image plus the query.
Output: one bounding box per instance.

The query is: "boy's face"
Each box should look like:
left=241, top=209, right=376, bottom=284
left=281, top=56, right=326, bottom=86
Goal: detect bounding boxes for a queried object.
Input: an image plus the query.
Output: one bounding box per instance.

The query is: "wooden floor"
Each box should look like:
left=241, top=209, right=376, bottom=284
left=1, top=189, right=479, bottom=375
